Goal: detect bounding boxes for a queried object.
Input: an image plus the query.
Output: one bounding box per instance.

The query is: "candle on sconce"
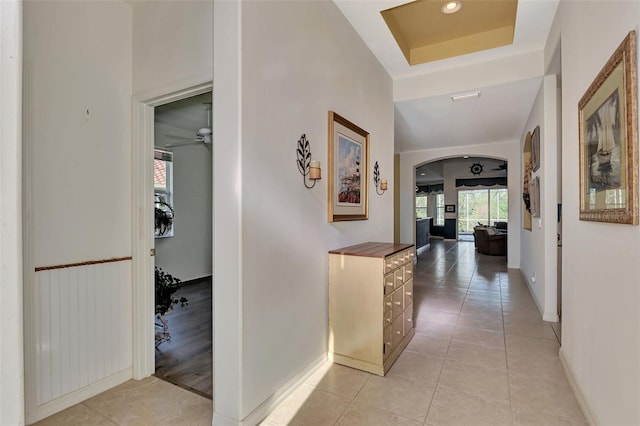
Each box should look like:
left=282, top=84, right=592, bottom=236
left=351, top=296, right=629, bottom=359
left=380, top=179, right=388, bottom=191
left=309, top=160, right=321, bottom=180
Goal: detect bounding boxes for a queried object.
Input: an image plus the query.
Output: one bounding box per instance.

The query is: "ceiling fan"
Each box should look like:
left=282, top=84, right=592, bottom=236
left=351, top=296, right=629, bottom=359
left=491, top=162, right=508, bottom=172
left=164, top=102, right=212, bottom=148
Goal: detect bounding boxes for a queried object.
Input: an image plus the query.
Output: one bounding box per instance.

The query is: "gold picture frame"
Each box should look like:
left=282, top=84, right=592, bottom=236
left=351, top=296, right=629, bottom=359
left=579, top=31, right=638, bottom=224
left=328, top=111, right=369, bottom=222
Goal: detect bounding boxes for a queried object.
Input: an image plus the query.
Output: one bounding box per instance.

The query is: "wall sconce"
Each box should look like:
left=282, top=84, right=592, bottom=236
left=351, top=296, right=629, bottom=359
left=296, top=134, right=321, bottom=189
left=373, top=161, right=387, bottom=195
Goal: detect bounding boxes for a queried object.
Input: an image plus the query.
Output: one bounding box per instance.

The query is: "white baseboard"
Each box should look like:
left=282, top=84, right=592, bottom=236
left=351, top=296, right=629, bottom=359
left=559, top=348, right=598, bottom=426
left=32, top=368, right=132, bottom=424
left=213, top=354, right=327, bottom=426
left=517, top=270, right=560, bottom=323
left=520, top=269, right=542, bottom=313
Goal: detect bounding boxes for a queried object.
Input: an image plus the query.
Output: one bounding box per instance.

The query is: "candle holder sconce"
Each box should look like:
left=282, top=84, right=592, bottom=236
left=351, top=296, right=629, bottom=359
left=296, top=134, right=321, bottom=189
left=373, top=161, right=387, bottom=195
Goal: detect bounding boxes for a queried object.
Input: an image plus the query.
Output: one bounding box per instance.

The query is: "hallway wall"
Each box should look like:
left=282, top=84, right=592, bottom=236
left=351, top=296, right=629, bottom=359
left=519, top=75, right=559, bottom=322
left=214, top=0, right=394, bottom=422
left=553, top=2, right=640, bottom=424
left=0, top=1, right=24, bottom=424
left=23, top=1, right=133, bottom=422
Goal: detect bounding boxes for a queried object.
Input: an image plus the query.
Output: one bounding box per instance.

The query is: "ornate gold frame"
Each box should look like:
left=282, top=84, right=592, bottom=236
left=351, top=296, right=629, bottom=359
left=328, top=111, right=370, bottom=222
left=578, top=31, right=638, bottom=224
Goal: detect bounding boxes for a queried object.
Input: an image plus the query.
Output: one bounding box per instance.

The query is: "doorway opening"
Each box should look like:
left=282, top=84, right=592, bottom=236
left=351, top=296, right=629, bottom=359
left=415, top=157, right=508, bottom=246
left=152, top=92, right=213, bottom=399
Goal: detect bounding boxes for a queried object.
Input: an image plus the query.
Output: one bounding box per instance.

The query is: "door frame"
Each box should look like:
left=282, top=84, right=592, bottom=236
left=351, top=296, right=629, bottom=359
left=131, top=81, right=212, bottom=379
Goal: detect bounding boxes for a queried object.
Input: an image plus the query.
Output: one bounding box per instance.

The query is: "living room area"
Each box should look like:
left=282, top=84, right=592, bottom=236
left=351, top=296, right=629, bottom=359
left=415, top=157, right=509, bottom=255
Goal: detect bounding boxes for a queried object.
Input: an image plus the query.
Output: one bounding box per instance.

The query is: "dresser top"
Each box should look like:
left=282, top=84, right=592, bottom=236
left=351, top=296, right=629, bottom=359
left=328, top=242, right=413, bottom=258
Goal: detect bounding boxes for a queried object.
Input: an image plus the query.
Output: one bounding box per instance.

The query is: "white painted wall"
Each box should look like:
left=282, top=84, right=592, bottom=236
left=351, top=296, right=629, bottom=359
left=214, top=0, right=394, bottom=422
left=131, top=0, right=213, bottom=99
left=23, top=1, right=133, bottom=421
left=394, top=50, right=544, bottom=102
left=554, top=2, right=640, bottom=424
left=0, top=1, right=24, bottom=425
left=519, top=75, right=559, bottom=322
left=25, top=0, right=132, bottom=267
left=400, top=141, right=522, bottom=268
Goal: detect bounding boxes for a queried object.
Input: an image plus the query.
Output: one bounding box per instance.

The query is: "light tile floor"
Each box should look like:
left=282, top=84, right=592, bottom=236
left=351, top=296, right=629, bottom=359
left=261, top=240, right=585, bottom=426
left=35, top=240, right=584, bottom=426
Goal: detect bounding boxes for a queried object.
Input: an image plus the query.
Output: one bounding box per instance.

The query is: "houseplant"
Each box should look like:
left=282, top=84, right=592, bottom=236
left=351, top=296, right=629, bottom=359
left=155, top=199, right=174, bottom=236
left=155, top=267, right=188, bottom=346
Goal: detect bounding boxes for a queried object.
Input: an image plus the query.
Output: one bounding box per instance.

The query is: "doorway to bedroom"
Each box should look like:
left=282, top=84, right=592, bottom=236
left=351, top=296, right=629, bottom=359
left=152, top=91, right=213, bottom=399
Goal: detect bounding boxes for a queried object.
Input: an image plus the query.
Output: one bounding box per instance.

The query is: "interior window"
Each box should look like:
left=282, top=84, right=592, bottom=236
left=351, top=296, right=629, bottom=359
left=154, top=149, right=174, bottom=238
left=435, top=193, right=445, bottom=225
left=416, top=195, right=428, bottom=219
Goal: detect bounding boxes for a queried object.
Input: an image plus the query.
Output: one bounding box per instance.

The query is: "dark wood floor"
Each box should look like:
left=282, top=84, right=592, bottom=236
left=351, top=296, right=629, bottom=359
left=154, top=277, right=212, bottom=399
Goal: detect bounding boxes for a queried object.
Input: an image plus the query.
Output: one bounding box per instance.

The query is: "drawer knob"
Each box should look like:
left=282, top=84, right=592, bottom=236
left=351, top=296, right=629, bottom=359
left=407, top=318, right=412, bottom=322
left=386, top=318, right=392, bottom=323
left=406, top=291, right=412, bottom=296
left=386, top=302, right=392, bottom=307
left=396, top=330, right=401, bottom=335
left=385, top=341, right=392, bottom=346
left=386, top=282, right=394, bottom=287
left=395, top=301, right=402, bottom=306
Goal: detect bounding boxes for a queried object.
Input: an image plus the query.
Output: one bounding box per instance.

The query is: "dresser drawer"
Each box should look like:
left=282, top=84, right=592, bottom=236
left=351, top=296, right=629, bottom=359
left=394, top=269, right=404, bottom=289
left=403, top=304, right=414, bottom=336
left=391, top=254, right=401, bottom=269
left=384, top=294, right=392, bottom=313
left=392, top=315, right=404, bottom=348
left=383, top=307, right=393, bottom=327
left=403, top=263, right=413, bottom=283
left=384, top=255, right=394, bottom=273
left=392, top=288, right=404, bottom=320
left=404, top=279, right=413, bottom=309
left=407, top=248, right=415, bottom=264
left=383, top=272, right=395, bottom=296
left=403, top=249, right=411, bottom=264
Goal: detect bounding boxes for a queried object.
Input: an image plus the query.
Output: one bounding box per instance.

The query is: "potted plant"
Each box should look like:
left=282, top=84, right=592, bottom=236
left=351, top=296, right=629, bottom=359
left=155, top=267, right=188, bottom=347
left=155, top=199, right=174, bottom=236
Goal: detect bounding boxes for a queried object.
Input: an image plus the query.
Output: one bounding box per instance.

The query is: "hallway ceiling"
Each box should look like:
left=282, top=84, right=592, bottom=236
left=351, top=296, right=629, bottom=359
left=333, top=0, right=559, bottom=152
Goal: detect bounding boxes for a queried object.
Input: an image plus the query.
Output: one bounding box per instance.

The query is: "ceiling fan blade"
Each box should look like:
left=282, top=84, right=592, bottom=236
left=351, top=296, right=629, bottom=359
left=164, top=139, right=203, bottom=148
left=164, top=134, right=194, bottom=140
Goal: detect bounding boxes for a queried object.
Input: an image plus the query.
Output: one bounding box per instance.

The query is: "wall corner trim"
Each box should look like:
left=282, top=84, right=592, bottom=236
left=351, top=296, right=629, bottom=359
left=559, top=348, right=598, bottom=426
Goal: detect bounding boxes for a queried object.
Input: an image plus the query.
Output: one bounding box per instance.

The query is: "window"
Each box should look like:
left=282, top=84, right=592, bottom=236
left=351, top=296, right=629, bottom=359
left=415, top=195, right=428, bottom=219
left=457, top=188, right=508, bottom=233
left=154, top=149, right=174, bottom=238
left=435, top=193, right=445, bottom=225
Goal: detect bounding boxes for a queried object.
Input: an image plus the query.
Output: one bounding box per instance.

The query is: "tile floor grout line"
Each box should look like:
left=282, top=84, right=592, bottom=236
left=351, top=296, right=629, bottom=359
left=80, top=402, right=119, bottom=426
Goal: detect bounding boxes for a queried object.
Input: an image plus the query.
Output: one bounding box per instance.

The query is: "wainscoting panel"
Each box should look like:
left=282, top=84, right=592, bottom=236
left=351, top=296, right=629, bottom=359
left=34, top=260, right=133, bottom=407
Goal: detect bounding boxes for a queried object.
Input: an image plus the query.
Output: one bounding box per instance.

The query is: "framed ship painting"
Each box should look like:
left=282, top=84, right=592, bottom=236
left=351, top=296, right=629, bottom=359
left=328, top=111, right=369, bottom=222
left=579, top=31, right=638, bottom=224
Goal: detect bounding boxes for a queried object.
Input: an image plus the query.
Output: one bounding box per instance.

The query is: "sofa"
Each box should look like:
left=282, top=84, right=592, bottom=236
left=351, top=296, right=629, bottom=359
left=473, top=227, right=507, bottom=256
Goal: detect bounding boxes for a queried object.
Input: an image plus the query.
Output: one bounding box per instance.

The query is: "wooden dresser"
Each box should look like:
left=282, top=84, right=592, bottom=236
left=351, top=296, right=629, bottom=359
left=328, top=242, right=415, bottom=375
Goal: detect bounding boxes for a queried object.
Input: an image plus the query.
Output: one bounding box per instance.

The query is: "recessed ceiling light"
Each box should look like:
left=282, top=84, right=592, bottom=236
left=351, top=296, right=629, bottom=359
left=420, top=173, right=426, bottom=176
left=442, top=1, right=462, bottom=14
left=451, top=91, right=481, bottom=101
left=463, top=156, right=469, bottom=159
